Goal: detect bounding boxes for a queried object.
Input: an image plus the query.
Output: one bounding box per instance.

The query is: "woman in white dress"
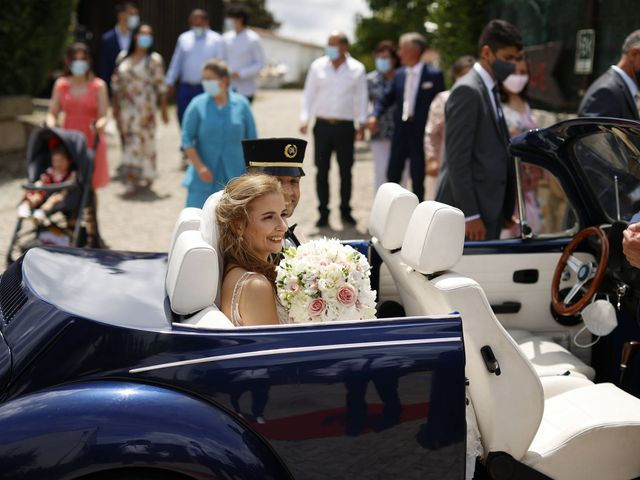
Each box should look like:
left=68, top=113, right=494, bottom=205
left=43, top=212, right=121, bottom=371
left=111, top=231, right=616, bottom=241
left=217, top=174, right=289, bottom=326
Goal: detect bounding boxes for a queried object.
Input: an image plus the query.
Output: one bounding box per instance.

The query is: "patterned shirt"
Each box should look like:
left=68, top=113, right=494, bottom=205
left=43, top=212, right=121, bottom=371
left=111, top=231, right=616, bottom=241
left=367, top=70, right=395, bottom=140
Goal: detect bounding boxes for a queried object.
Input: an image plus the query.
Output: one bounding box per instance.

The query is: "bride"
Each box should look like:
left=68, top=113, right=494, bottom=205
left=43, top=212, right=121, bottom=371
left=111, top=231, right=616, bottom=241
left=216, top=174, right=290, bottom=326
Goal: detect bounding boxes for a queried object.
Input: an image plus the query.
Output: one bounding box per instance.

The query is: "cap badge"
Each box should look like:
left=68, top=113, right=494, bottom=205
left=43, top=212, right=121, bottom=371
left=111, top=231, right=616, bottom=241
left=284, top=144, right=297, bottom=159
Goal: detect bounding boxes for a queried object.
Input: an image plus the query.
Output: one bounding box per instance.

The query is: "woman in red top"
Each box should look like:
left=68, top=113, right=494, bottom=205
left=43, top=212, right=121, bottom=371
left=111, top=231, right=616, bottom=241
left=47, top=43, right=110, bottom=189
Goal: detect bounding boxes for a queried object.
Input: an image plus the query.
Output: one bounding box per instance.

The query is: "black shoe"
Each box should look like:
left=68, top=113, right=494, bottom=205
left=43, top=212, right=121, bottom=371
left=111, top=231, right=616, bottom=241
left=316, top=214, right=329, bottom=228
left=341, top=212, right=357, bottom=226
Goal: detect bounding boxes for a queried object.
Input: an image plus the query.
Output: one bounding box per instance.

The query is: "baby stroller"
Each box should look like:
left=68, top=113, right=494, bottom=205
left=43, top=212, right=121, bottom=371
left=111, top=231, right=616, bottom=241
left=6, top=127, right=103, bottom=265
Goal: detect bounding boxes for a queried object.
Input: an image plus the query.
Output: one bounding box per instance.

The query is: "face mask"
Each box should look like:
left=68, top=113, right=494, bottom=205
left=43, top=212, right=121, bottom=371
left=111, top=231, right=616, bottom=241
left=70, top=60, right=89, bottom=77
left=573, top=298, right=618, bottom=348
left=137, top=34, right=153, bottom=49
left=375, top=57, right=392, bottom=73
left=224, top=18, right=235, bottom=32
left=127, top=14, right=140, bottom=30
left=202, top=79, right=221, bottom=97
left=192, top=27, right=205, bottom=38
left=491, top=55, right=516, bottom=83
left=502, top=73, right=529, bottom=93
left=325, top=46, right=340, bottom=61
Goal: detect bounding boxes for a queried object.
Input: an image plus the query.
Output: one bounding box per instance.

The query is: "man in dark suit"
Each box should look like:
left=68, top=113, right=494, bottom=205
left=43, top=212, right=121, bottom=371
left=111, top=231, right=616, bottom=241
left=369, top=33, right=445, bottom=201
left=98, top=2, right=139, bottom=93
left=435, top=19, right=523, bottom=240
left=578, top=30, right=640, bottom=120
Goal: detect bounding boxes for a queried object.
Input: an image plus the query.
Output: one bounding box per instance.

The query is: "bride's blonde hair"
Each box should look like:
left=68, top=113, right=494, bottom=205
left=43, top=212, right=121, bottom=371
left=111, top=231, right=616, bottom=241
left=216, top=174, right=285, bottom=284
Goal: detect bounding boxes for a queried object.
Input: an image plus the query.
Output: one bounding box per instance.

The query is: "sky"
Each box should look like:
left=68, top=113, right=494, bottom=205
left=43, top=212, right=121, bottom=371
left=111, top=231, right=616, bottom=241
left=266, top=0, right=372, bottom=46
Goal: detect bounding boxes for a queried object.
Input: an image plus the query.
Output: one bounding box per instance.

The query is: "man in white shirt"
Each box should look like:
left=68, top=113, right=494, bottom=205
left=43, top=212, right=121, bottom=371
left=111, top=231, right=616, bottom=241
left=300, top=32, right=368, bottom=228
left=223, top=5, right=266, bottom=103
left=166, top=9, right=226, bottom=126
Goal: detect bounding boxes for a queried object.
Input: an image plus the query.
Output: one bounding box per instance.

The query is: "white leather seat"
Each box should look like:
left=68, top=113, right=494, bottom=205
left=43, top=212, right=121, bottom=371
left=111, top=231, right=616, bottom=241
left=165, top=229, right=233, bottom=329
left=167, top=207, right=201, bottom=262
left=387, top=196, right=594, bottom=380
left=400, top=201, right=640, bottom=479
left=368, top=183, right=419, bottom=312
left=200, top=191, right=224, bottom=305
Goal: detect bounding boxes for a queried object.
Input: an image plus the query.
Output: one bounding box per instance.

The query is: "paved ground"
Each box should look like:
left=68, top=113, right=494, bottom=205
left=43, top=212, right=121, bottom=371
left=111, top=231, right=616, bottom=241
left=0, top=89, right=376, bottom=259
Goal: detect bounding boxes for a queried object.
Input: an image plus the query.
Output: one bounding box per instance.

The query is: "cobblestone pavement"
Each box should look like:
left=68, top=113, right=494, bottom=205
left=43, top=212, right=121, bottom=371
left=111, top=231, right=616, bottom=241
left=0, top=89, right=376, bottom=259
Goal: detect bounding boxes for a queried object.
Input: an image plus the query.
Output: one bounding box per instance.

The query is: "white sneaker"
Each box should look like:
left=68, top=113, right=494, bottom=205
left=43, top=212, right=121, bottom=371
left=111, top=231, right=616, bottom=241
left=32, top=209, right=49, bottom=225
left=17, top=203, right=31, bottom=218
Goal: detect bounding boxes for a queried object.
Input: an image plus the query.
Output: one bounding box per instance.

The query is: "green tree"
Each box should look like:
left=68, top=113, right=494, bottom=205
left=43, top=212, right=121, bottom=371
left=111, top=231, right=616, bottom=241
left=228, top=0, right=280, bottom=30
left=352, top=0, right=433, bottom=71
left=0, top=0, right=75, bottom=96
left=429, top=0, right=487, bottom=77
left=353, top=0, right=487, bottom=82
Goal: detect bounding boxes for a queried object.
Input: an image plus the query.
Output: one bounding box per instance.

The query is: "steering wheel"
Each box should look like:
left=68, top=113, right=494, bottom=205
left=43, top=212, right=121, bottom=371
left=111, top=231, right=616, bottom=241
left=551, top=226, right=609, bottom=316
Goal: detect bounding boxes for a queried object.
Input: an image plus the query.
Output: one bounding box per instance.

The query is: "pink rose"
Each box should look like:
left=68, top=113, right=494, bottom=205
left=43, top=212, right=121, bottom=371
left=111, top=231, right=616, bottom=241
left=286, top=280, right=299, bottom=292
left=308, top=298, right=326, bottom=316
left=337, top=284, right=357, bottom=306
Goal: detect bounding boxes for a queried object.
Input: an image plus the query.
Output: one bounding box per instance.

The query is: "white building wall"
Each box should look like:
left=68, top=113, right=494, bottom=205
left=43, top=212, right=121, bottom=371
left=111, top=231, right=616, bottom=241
left=257, top=33, right=324, bottom=86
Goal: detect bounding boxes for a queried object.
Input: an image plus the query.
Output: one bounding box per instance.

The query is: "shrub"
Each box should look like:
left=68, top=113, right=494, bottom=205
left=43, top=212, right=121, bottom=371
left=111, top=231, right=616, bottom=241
left=0, top=0, right=75, bottom=96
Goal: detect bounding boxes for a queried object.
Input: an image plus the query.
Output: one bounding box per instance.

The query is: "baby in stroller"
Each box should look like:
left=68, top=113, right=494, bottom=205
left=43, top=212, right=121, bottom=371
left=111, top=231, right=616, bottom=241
left=16, top=138, right=76, bottom=224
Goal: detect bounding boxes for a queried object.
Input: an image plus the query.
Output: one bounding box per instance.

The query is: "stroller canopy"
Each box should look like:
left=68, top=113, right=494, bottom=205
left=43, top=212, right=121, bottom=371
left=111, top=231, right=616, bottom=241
left=25, top=127, right=93, bottom=185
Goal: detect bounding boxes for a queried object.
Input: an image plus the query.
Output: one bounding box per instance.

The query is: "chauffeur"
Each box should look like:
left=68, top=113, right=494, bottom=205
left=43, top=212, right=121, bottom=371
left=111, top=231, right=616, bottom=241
left=242, top=137, right=307, bottom=247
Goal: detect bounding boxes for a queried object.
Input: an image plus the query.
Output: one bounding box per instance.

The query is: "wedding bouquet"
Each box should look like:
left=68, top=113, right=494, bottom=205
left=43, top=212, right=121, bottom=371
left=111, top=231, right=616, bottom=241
left=276, top=238, right=377, bottom=323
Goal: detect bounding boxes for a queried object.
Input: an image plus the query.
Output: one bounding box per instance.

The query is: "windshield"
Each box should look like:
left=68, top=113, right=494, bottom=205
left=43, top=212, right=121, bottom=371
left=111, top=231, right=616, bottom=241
left=573, top=127, right=640, bottom=221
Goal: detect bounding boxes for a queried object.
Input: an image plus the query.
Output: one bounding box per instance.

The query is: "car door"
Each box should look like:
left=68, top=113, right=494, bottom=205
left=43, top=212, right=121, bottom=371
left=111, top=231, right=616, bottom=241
left=455, top=156, right=593, bottom=347
left=137, top=316, right=467, bottom=480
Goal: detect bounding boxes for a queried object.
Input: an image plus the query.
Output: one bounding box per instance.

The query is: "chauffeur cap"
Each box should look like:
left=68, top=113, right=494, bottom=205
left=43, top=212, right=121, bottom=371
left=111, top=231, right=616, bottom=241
left=242, top=137, right=306, bottom=177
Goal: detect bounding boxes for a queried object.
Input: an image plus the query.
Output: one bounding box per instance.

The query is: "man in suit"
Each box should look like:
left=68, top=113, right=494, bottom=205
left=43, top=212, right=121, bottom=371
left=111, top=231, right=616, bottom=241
left=98, top=1, right=139, bottom=93
left=578, top=30, right=640, bottom=120
left=435, top=19, right=523, bottom=240
left=369, top=33, right=445, bottom=201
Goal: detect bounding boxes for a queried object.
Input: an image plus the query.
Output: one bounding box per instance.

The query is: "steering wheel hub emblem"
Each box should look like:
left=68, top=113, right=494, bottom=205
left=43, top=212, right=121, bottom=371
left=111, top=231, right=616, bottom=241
left=578, top=264, right=590, bottom=281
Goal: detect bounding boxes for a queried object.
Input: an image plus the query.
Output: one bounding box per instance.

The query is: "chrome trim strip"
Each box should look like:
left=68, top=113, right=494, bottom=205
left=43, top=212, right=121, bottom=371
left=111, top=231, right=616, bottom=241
left=129, top=336, right=461, bottom=373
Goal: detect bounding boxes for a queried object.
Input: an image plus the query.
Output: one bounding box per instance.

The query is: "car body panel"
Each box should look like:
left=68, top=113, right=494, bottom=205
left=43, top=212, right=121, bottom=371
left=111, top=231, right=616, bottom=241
left=0, top=248, right=466, bottom=479
left=0, top=380, right=291, bottom=480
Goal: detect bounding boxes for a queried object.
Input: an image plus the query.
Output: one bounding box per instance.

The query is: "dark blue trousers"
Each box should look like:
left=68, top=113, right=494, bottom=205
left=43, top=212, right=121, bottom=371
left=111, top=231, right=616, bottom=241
left=177, top=83, right=203, bottom=126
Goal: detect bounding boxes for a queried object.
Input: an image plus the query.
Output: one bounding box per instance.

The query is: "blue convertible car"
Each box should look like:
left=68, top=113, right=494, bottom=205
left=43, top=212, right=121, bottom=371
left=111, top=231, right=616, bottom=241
left=2, top=119, right=640, bottom=480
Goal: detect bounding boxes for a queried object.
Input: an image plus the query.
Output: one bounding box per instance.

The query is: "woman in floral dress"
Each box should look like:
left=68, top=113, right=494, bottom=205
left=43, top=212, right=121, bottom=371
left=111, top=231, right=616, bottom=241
left=112, top=23, right=169, bottom=196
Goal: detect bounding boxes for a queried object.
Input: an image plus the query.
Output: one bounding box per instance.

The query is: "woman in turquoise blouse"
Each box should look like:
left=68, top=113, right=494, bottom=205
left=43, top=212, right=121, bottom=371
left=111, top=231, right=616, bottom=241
left=181, top=59, right=257, bottom=208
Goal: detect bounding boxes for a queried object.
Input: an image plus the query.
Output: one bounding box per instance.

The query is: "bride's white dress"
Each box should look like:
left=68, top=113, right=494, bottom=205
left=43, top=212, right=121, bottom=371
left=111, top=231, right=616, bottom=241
left=230, top=271, right=289, bottom=326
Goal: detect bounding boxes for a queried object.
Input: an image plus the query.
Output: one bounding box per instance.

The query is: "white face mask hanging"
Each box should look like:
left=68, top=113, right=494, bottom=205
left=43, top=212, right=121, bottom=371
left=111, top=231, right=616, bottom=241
left=573, top=296, right=618, bottom=348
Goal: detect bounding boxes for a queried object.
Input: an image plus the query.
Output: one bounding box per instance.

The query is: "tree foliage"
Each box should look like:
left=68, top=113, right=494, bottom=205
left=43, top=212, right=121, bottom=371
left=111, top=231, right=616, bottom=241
left=0, top=0, right=75, bottom=96
left=230, top=0, right=280, bottom=30
left=352, top=0, right=487, bottom=81
left=429, top=0, right=486, bottom=74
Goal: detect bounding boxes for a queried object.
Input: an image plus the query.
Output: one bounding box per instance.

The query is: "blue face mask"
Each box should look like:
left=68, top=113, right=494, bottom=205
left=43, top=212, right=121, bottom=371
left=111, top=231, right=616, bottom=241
left=192, top=27, right=205, bottom=38
left=202, top=79, right=222, bottom=97
left=127, top=14, right=140, bottom=30
left=137, top=34, right=153, bottom=49
left=375, top=57, right=392, bottom=73
left=325, top=46, right=340, bottom=61
left=70, top=60, right=89, bottom=76
left=224, top=18, right=235, bottom=32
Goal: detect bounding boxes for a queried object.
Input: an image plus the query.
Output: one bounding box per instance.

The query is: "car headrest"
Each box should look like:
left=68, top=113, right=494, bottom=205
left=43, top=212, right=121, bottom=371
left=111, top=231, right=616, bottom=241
left=368, top=183, right=419, bottom=250
left=168, top=207, right=201, bottom=262
left=199, top=190, right=224, bottom=305
left=166, top=230, right=218, bottom=315
left=200, top=191, right=224, bottom=249
left=401, top=201, right=465, bottom=275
